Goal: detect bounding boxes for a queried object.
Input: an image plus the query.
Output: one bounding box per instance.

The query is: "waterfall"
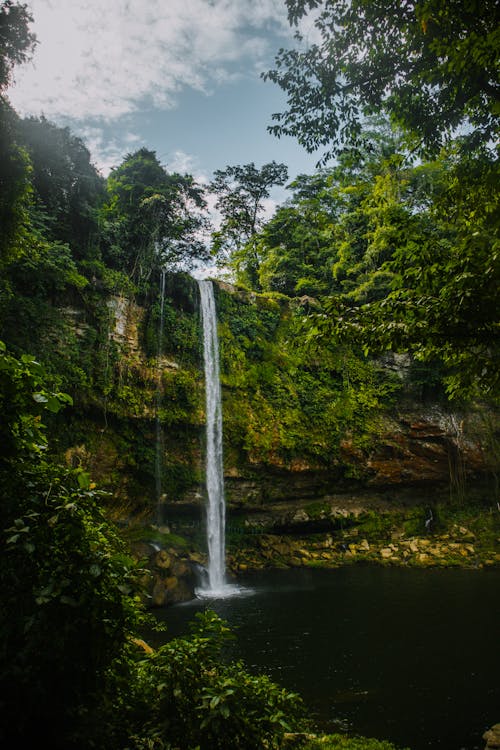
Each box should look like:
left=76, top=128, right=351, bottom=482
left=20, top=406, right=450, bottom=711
left=155, top=269, right=166, bottom=522
left=198, top=279, right=226, bottom=592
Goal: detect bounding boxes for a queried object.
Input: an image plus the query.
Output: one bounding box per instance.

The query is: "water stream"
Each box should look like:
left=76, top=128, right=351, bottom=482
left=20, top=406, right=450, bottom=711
left=197, top=279, right=230, bottom=595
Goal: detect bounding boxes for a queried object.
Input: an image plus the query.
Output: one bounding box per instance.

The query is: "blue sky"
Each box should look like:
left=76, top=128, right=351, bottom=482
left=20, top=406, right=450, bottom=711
left=9, top=0, right=321, bottom=205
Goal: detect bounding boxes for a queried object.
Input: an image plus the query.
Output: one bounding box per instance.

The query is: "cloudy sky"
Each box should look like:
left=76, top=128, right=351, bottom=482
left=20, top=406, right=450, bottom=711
left=9, top=0, right=321, bottom=196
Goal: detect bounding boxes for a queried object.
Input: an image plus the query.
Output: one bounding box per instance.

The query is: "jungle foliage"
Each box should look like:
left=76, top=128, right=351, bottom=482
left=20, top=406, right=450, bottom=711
left=234, top=125, right=499, bottom=401
left=0, top=1, right=498, bottom=747
left=209, top=161, right=289, bottom=288
left=216, top=286, right=400, bottom=475
left=258, top=1, right=499, bottom=401
left=0, top=342, right=306, bottom=749
left=265, top=0, right=499, bottom=160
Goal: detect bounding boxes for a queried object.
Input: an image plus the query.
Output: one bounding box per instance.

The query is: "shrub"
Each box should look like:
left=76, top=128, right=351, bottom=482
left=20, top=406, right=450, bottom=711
left=133, top=611, right=305, bottom=749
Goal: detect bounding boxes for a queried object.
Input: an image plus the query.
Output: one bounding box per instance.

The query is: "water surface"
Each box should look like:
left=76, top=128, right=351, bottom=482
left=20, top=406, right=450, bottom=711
left=154, top=566, right=500, bottom=750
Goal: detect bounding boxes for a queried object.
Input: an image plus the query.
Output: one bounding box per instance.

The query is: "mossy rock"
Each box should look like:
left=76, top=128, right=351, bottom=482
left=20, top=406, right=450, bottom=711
left=286, top=733, right=410, bottom=750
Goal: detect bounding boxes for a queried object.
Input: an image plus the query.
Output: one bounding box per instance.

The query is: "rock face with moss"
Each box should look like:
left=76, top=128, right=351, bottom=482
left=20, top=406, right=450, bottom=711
left=218, top=284, right=495, bottom=497
left=2, top=268, right=497, bottom=606
left=43, top=273, right=498, bottom=529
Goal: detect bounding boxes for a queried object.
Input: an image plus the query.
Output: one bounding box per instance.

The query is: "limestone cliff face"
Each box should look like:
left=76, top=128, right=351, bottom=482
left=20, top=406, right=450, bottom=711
left=347, top=408, right=493, bottom=487
left=56, top=275, right=499, bottom=521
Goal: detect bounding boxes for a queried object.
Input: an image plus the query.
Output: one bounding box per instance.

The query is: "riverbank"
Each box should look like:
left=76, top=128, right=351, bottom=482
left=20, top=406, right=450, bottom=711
left=124, top=497, right=500, bottom=609
left=226, top=523, right=500, bottom=574
left=225, top=503, right=500, bottom=574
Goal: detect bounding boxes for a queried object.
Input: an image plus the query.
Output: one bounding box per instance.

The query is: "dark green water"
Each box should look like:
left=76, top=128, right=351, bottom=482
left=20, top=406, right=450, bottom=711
left=153, top=567, right=500, bottom=750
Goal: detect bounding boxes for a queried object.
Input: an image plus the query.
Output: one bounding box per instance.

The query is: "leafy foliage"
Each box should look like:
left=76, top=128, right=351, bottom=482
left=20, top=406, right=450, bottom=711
left=0, top=342, right=149, bottom=748
left=101, top=148, right=210, bottom=286
left=265, top=0, right=499, bottom=161
left=308, top=147, right=499, bottom=400
left=209, top=161, right=288, bottom=287
left=217, top=288, right=399, bottom=472
left=132, top=611, right=304, bottom=750
left=235, top=119, right=498, bottom=401
left=261, top=5, right=499, bottom=400
left=298, top=734, right=409, bottom=750
left=0, top=101, right=32, bottom=264
left=18, top=115, right=105, bottom=257
left=0, top=0, right=36, bottom=91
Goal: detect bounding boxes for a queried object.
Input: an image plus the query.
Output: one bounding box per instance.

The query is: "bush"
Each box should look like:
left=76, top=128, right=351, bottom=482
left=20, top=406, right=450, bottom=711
left=133, top=611, right=305, bottom=749
left=298, top=733, right=410, bottom=750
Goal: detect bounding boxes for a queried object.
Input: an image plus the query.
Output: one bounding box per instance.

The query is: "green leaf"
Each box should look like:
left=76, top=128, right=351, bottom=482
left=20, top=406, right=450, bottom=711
left=46, top=395, right=62, bottom=413
left=77, top=471, right=91, bottom=489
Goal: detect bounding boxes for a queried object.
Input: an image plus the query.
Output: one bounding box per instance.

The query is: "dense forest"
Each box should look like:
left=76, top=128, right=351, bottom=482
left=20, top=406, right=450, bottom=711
left=0, top=1, right=498, bottom=749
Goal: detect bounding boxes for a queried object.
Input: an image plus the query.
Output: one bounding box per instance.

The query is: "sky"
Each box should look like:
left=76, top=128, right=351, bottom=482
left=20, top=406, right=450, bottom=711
left=8, top=0, right=322, bottom=204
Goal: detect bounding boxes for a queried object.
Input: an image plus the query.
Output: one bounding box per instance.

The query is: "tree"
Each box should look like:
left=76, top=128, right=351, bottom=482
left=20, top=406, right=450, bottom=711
left=244, top=124, right=421, bottom=300
left=0, top=103, right=31, bottom=264
left=255, top=170, right=340, bottom=296
left=101, top=148, right=209, bottom=285
left=264, top=0, right=499, bottom=161
left=0, top=342, right=148, bottom=748
left=264, top=2, right=499, bottom=400
left=18, top=116, right=105, bottom=259
left=310, top=146, right=500, bottom=401
left=0, top=2, right=36, bottom=263
left=208, top=161, right=288, bottom=288
left=0, top=0, right=36, bottom=92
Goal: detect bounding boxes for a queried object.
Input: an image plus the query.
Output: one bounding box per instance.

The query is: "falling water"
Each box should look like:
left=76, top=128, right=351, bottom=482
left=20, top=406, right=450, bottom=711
left=198, top=279, right=227, bottom=594
left=155, top=268, right=166, bottom=522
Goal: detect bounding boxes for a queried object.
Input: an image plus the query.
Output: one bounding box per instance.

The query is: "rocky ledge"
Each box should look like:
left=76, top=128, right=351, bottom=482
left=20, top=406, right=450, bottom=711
left=227, top=525, right=500, bottom=573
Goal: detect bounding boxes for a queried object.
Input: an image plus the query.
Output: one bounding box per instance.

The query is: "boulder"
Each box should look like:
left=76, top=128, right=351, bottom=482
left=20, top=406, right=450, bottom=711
left=483, top=723, right=500, bottom=749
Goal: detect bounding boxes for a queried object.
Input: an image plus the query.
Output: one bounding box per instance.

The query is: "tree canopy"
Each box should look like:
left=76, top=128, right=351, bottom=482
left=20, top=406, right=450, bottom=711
left=209, top=161, right=288, bottom=288
left=0, top=0, right=36, bottom=92
left=18, top=116, right=105, bottom=258
left=259, top=2, right=499, bottom=401
left=265, top=0, right=499, bottom=161
left=101, top=148, right=210, bottom=286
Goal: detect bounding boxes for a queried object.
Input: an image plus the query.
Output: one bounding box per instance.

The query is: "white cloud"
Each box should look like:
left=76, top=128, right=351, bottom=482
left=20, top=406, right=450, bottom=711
left=9, top=0, right=291, bottom=122
left=166, top=149, right=202, bottom=177
left=78, top=125, right=143, bottom=175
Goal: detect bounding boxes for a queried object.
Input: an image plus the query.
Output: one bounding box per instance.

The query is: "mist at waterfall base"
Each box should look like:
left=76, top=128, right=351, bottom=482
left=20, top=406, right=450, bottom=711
left=154, top=566, right=500, bottom=750
left=196, top=279, right=244, bottom=599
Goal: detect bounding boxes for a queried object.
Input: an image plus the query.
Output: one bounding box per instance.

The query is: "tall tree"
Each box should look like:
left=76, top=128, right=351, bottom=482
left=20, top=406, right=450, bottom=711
left=0, top=1, right=36, bottom=263
left=101, top=148, right=209, bottom=285
left=209, top=161, right=288, bottom=288
left=265, top=0, right=499, bottom=161
left=244, top=124, right=422, bottom=300
left=309, top=145, right=499, bottom=401
left=18, top=116, right=105, bottom=259
left=0, top=0, right=36, bottom=92
left=263, top=1, right=499, bottom=400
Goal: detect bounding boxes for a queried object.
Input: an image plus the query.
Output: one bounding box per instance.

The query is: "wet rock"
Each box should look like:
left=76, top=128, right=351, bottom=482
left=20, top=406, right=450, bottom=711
left=155, top=550, right=171, bottom=569
left=293, top=509, right=310, bottom=523
left=483, top=723, right=500, bottom=749
left=131, top=539, right=196, bottom=607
